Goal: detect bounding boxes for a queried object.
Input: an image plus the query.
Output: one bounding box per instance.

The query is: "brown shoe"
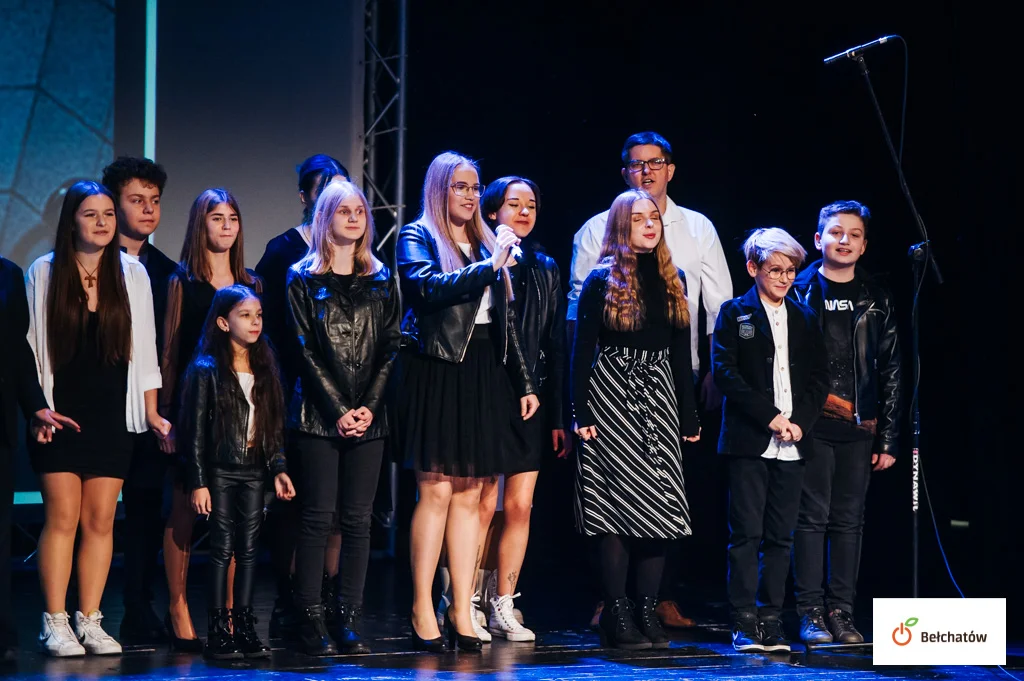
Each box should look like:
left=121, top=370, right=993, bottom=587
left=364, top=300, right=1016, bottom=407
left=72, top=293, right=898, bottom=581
left=589, top=601, right=604, bottom=631
left=655, top=600, right=695, bottom=628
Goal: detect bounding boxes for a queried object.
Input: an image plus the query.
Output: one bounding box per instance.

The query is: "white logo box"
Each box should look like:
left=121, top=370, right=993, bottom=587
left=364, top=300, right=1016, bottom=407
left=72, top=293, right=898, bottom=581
left=873, top=598, right=1006, bottom=666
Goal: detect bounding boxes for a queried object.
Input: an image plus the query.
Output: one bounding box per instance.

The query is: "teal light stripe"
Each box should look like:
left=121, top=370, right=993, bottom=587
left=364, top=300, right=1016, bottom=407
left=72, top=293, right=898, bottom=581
left=144, top=0, right=157, bottom=162
left=14, top=491, right=123, bottom=505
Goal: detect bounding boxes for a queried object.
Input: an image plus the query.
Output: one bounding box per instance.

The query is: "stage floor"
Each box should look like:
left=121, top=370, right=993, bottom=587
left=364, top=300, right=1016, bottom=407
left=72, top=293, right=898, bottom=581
left=2, top=562, right=1019, bottom=680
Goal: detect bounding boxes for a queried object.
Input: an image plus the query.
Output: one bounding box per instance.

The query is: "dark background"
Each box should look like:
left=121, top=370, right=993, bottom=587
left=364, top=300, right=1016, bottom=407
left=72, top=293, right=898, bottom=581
left=399, top=0, right=1015, bottom=620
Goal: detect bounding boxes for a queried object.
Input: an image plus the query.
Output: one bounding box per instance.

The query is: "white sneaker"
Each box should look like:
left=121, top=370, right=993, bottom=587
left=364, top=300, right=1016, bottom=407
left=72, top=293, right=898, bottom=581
left=73, top=610, right=122, bottom=655
left=470, top=595, right=492, bottom=642
left=485, top=570, right=526, bottom=625
left=489, top=594, right=535, bottom=642
left=39, top=612, right=85, bottom=657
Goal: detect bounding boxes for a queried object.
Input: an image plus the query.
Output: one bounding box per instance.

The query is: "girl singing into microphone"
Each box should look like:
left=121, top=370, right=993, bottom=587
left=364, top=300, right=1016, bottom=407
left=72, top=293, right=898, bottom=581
left=394, top=152, right=538, bottom=653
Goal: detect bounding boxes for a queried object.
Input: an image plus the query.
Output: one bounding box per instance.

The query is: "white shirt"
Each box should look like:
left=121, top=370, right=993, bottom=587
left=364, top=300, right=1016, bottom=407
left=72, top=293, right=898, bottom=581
left=237, top=372, right=256, bottom=445
left=457, top=242, right=492, bottom=324
left=567, top=197, right=732, bottom=371
left=760, top=299, right=801, bottom=461
left=26, top=251, right=162, bottom=434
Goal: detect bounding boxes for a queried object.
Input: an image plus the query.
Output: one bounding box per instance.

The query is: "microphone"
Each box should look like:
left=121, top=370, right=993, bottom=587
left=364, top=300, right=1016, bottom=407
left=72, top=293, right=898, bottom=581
left=510, top=245, right=524, bottom=262
left=823, top=35, right=897, bottom=65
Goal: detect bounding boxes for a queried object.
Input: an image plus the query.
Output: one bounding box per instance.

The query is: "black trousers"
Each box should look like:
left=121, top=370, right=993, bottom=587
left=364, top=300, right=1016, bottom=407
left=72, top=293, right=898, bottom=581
left=0, top=446, right=14, bottom=648
left=207, top=467, right=266, bottom=609
left=793, top=436, right=873, bottom=614
left=292, top=434, right=383, bottom=609
left=122, top=431, right=167, bottom=607
left=727, top=456, right=805, bottom=619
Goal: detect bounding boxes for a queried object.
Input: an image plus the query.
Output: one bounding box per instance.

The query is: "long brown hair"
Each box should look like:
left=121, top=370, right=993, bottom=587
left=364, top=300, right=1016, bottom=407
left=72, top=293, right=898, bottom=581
left=599, top=189, right=689, bottom=332
left=46, top=181, right=132, bottom=369
left=179, top=188, right=256, bottom=286
left=187, top=285, right=284, bottom=457
left=417, top=151, right=513, bottom=300
left=295, top=181, right=381, bottom=276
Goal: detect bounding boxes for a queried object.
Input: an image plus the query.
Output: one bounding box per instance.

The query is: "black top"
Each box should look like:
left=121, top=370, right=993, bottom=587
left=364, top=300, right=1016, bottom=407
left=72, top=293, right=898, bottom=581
left=255, top=227, right=310, bottom=392
left=0, top=257, right=48, bottom=448
left=161, top=266, right=262, bottom=420
left=572, top=252, right=694, bottom=430
left=122, top=242, right=177, bottom=356
left=816, top=273, right=870, bottom=441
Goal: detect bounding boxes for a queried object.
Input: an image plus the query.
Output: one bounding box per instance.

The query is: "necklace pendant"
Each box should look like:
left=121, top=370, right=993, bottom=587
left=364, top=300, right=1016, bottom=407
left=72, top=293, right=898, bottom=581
left=85, top=274, right=96, bottom=288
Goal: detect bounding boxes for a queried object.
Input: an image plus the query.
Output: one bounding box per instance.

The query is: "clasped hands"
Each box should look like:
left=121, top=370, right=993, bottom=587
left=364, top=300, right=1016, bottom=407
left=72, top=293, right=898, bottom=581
left=768, top=413, right=803, bottom=443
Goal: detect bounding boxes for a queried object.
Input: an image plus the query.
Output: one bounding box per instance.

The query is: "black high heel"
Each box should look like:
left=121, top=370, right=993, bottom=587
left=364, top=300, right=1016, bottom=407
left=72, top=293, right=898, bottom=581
left=164, top=612, right=204, bottom=653
left=444, top=607, right=482, bottom=653
left=409, top=616, right=447, bottom=653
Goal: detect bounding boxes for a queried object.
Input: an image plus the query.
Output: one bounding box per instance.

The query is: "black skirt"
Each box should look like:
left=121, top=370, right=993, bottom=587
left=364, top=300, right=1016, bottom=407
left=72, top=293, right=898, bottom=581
left=392, top=324, right=512, bottom=478
left=506, top=399, right=546, bottom=475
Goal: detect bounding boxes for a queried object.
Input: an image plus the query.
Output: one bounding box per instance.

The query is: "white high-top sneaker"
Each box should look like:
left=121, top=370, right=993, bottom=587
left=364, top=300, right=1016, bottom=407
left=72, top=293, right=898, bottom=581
left=73, top=610, right=122, bottom=655
left=489, top=594, right=535, bottom=642
left=39, top=612, right=85, bottom=657
left=470, top=595, right=491, bottom=642
left=485, top=570, right=525, bottom=625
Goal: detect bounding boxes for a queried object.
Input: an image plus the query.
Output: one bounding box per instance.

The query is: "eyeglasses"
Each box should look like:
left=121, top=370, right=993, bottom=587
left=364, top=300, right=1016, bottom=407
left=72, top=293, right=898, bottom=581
left=626, top=158, right=668, bottom=173
left=450, top=182, right=484, bottom=198
left=761, top=266, right=798, bottom=280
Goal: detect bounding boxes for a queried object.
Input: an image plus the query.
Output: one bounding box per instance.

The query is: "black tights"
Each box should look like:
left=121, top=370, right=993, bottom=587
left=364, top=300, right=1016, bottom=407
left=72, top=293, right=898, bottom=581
left=599, top=534, right=668, bottom=603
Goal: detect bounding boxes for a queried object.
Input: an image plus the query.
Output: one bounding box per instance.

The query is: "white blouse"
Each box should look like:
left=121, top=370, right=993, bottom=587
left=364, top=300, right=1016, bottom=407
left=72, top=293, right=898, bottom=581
left=26, top=251, right=162, bottom=434
left=457, top=242, right=492, bottom=324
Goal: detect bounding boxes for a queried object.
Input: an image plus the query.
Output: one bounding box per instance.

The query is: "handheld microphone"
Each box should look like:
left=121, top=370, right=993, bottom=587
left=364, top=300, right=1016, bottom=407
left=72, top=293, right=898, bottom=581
left=823, top=35, right=898, bottom=65
left=510, top=245, right=524, bottom=262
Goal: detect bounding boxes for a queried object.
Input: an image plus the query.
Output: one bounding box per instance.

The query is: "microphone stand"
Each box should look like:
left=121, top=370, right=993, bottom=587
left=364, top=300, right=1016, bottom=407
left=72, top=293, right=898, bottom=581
left=851, top=53, right=942, bottom=599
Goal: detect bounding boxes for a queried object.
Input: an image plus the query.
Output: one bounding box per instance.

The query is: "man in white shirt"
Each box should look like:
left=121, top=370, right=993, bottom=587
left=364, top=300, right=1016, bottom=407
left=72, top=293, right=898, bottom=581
left=567, top=131, right=733, bottom=410
left=570, top=132, right=733, bottom=631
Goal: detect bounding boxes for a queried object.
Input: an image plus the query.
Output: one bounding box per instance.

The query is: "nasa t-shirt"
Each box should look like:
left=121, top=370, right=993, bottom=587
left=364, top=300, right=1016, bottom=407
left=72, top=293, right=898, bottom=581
left=817, top=273, right=872, bottom=441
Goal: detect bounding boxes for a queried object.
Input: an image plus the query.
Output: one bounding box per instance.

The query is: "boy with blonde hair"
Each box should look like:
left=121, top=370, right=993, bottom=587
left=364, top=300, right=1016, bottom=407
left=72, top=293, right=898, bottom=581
left=712, top=227, right=829, bottom=652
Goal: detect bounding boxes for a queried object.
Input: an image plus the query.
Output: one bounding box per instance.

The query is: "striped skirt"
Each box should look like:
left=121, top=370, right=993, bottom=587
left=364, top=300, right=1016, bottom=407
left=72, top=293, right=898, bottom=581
left=574, top=346, right=691, bottom=539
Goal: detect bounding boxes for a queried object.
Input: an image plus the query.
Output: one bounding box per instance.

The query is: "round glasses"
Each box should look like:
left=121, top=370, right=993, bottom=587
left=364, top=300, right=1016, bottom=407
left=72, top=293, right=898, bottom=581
left=450, top=182, right=484, bottom=198
left=762, top=266, right=798, bottom=280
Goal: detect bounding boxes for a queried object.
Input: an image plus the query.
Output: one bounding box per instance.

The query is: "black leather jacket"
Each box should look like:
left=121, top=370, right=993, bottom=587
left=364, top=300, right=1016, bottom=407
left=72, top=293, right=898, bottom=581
left=791, top=261, right=902, bottom=455
left=396, top=221, right=535, bottom=397
left=285, top=265, right=402, bottom=440
left=178, top=355, right=287, bottom=490
left=512, top=246, right=565, bottom=429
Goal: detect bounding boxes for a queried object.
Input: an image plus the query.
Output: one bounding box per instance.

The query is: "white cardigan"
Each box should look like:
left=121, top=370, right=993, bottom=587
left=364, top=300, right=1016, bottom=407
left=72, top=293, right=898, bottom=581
left=26, top=252, right=162, bottom=434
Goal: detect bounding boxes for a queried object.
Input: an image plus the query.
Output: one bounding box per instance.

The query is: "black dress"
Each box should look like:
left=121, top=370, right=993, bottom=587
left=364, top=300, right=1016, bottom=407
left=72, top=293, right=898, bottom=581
left=255, top=227, right=310, bottom=392
left=31, top=312, right=132, bottom=478
left=506, top=257, right=547, bottom=474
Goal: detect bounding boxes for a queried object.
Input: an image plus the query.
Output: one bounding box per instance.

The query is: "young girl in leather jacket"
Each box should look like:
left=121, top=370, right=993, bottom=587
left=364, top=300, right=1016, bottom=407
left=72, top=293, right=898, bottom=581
left=178, top=285, right=295, bottom=660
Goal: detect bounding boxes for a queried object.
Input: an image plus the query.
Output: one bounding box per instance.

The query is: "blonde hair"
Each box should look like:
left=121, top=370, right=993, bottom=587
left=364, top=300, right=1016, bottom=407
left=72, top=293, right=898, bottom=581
left=599, top=189, right=689, bottom=331
left=742, top=227, right=807, bottom=267
left=295, top=181, right=381, bottom=276
left=417, top=151, right=513, bottom=301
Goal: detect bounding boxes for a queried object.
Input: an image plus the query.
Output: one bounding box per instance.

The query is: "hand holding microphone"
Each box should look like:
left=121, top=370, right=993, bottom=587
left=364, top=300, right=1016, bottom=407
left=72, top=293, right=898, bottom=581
left=491, top=224, right=522, bottom=271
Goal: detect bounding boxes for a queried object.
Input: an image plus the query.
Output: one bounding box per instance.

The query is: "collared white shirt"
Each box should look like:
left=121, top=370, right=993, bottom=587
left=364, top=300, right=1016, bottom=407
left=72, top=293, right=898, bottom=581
left=760, top=298, right=801, bottom=461
left=567, top=197, right=732, bottom=371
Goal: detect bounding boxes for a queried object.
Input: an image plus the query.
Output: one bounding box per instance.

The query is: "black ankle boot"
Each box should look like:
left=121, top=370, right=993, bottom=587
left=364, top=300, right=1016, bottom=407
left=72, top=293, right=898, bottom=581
left=269, top=576, right=296, bottom=641
left=321, top=572, right=338, bottom=626
left=332, top=602, right=370, bottom=654
left=635, top=596, right=670, bottom=649
left=232, top=607, right=271, bottom=659
left=295, top=604, right=338, bottom=656
left=204, top=608, right=243, bottom=660
left=598, top=598, right=652, bottom=650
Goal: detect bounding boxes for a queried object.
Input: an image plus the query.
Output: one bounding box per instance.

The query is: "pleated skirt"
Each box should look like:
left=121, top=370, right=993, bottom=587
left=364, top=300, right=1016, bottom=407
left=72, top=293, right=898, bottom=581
left=392, top=323, right=511, bottom=479
left=574, top=345, right=691, bottom=539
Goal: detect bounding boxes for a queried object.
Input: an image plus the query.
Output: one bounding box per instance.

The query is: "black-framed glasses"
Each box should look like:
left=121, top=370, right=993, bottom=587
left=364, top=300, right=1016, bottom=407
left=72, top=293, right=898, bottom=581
left=626, top=158, right=668, bottom=173
left=450, top=182, right=484, bottom=198
left=761, top=265, right=798, bottom=280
